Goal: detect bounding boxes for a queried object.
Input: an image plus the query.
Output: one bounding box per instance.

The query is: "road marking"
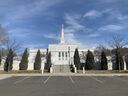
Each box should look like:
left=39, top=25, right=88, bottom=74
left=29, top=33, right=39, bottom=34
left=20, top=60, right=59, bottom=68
left=41, top=76, right=44, bottom=82
left=44, top=76, right=51, bottom=84
left=14, top=76, right=31, bottom=84
left=69, top=76, right=74, bottom=83
left=90, top=76, right=103, bottom=84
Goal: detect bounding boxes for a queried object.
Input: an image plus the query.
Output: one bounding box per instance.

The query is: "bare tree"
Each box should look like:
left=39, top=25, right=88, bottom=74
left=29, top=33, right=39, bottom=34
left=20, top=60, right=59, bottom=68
left=109, top=34, right=127, bottom=71
left=94, top=45, right=111, bottom=56
left=110, top=34, right=127, bottom=49
left=0, top=24, right=21, bottom=55
left=3, top=37, right=21, bottom=54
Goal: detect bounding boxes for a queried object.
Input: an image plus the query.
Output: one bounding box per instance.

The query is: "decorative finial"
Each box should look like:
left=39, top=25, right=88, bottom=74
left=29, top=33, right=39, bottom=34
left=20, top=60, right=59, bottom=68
left=60, top=24, right=65, bottom=44
left=62, top=24, right=64, bottom=29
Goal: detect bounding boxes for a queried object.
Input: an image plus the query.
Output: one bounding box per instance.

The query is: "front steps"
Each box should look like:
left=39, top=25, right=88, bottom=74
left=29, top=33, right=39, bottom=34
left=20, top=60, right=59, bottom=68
left=52, top=65, right=71, bottom=73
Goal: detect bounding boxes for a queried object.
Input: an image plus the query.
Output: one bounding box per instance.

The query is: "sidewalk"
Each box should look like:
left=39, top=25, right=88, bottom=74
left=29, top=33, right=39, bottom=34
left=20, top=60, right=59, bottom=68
left=0, top=75, right=12, bottom=80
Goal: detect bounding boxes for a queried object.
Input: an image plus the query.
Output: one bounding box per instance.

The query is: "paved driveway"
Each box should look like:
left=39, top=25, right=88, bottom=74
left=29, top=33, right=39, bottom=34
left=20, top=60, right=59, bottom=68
left=0, top=76, right=128, bottom=96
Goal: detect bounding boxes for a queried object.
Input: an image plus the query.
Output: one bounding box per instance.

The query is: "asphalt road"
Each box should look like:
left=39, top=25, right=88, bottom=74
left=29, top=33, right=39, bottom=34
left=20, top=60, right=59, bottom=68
left=0, top=76, right=128, bottom=96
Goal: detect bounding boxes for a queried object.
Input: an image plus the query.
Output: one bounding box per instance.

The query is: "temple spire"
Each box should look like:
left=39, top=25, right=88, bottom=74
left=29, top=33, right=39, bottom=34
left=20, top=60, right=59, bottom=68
left=60, top=24, right=65, bottom=44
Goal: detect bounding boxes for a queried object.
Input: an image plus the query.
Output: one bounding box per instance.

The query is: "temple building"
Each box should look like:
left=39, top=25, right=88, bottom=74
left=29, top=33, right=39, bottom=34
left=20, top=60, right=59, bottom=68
left=28, top=25, right=89, bottom=72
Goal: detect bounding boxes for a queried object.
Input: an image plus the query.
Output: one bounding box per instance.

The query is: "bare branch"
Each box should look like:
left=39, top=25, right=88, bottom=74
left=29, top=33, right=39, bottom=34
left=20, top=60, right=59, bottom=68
left=109, top=34, right=128, bottom=49
left=3, top=38, right=21, bottom=54
left=94, top=44, right=111, bottom=56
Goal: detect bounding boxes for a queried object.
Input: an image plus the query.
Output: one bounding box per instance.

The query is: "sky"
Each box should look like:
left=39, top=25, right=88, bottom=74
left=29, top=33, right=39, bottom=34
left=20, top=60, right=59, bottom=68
left=0, top=0, right=128, bottom=49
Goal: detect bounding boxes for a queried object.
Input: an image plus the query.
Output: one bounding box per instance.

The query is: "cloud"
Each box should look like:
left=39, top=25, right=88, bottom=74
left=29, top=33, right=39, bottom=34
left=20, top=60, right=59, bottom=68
left=22, top=43, right=45, bottom=49
left=118, top=15, right=128, bottom=20
left=65, top=33, right=81, bottom=45
left=99, top=9, right=128, bottom=22
left=84, top=10, right=102, bottom=18
left=44, top=34, right=59, bottom=40
left=83, top=9, right=128, bottom=21
left=83, top=9, right=128, bottom=33
left=98, top=24, right=126, bottom=32
left=88, top=33, right=100, bottom=37
left=64, top=9, right=128, bottom=48
left=1, top=0, right=61, bottom=26
left=0, top=0, right=62, bottom=48
left=64, top=14, right=86, bottom=46
left=63, top=13, right=98, bottom=48
left=65, top=32, right=96, bottom=48
left=97, top=0, right=120, bottom=3
left=7, top=27, right=37, bottom=39
left=0, top=25, right=8, bottom=42
left=64, top=14, right=85, bottom=33
left=111, top=10, right=128, bottom=21
left=1, top=0, right=127, bottom=49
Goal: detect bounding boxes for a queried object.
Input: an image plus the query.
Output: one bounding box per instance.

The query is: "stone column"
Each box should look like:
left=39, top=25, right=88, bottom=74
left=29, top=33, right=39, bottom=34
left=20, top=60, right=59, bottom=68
left=83, top=67, right=85, bottom=74
left=41, top=63, right=44, bottom=74
left=123, top=56, right=127, bottom=70
left=50, top=67, right=53, bottom=73
left=73, top=65, right=77, bottom=73
left=41, top=59, right=45, bottom=74
left=74, top=67, right=77, bottom=73
left=108, top=61, right=112, bottom=70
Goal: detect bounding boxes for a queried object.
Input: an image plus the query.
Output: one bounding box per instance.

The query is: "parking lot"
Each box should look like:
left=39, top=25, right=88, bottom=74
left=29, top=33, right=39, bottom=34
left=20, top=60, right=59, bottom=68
left=0, top=76, right=128, bottom=96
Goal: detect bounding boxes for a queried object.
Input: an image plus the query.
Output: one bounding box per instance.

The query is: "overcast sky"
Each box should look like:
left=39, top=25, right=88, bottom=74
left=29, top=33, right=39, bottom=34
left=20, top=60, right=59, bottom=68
left=0, top=0, right=128, bottom=49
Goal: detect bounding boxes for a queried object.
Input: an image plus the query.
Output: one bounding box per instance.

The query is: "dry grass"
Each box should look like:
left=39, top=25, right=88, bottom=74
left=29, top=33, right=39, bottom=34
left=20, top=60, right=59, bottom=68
left=0, top=70, right=42, bottom=74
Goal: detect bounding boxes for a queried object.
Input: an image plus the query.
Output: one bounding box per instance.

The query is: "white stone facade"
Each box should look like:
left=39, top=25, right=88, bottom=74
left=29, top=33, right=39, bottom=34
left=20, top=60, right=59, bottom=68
left=49, top=44, right=77, bottom=65
left=27, top=46, right=89, bottom=70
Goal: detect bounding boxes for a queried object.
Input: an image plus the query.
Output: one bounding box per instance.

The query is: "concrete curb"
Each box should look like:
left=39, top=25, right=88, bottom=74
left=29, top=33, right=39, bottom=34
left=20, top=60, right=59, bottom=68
left=0, top=73, right=128, bottom=77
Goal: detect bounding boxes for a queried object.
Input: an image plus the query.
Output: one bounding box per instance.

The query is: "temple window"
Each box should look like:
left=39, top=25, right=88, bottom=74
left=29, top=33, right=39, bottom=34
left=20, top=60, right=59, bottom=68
left=58, top=52, right=61, bottom=60
left=62, top=52, right=64, bottom=60
left=65, top=52, right=67, bottom=60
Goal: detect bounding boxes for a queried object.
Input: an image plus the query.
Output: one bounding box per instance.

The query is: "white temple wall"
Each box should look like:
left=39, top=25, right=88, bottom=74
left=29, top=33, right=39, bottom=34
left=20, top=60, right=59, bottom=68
left=28, top=48, right=47, bottom=70
left=49, top=44, right=77, bottom=65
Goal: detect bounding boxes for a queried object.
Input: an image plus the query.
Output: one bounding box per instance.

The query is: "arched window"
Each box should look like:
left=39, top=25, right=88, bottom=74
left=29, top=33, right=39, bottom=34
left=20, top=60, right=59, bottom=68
left=65, top=52, right=67, bottom=60
left=62, top=52, right=64, bottom=60
left=58, top=52, right=61, bottom=60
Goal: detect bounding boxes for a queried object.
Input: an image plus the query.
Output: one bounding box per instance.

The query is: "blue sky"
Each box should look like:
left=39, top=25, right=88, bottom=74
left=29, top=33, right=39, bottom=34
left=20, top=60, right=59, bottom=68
left=0, top=0, right=128, bottom=49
